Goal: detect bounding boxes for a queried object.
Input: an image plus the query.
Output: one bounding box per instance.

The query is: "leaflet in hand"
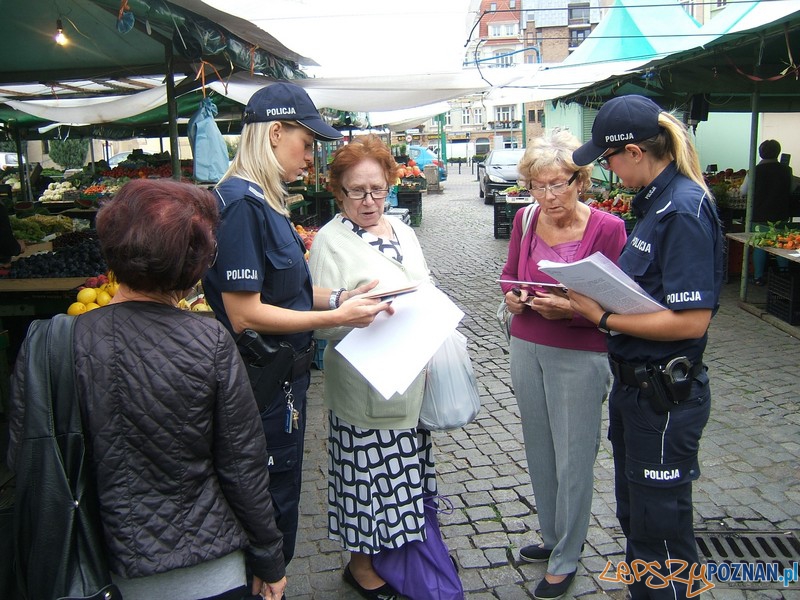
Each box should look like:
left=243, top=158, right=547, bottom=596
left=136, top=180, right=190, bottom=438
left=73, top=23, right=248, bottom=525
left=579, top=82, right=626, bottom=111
left=537, top=252, right=665, bottom=314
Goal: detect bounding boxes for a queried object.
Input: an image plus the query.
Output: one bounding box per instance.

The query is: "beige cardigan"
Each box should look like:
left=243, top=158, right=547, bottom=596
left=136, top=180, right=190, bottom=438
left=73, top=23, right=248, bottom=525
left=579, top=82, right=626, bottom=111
left=309, top=215, right=432, bottom=429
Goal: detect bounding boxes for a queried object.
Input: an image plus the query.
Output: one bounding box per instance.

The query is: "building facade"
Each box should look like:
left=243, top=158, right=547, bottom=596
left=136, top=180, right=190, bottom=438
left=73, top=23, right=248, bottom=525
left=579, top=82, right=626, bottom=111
left=406, top=0, right=602, bottom=160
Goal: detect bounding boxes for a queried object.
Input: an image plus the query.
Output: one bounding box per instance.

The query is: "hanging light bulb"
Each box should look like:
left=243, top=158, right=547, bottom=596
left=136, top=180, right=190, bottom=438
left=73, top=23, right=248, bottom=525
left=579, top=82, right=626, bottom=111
left=54, top=19, right=68, bottom=46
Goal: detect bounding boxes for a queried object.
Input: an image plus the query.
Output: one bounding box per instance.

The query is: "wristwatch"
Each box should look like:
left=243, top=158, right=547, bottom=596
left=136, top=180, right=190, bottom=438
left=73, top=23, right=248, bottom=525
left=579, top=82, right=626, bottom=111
left=329, top=288, right=345, bottom=310
left=598, top=311, right=614, bottom=334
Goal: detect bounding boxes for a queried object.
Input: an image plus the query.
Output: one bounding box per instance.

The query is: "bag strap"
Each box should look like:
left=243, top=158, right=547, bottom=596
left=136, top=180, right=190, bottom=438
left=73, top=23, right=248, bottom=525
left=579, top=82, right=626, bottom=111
left=520, top=202, right=537, bottom=238
left=19, top=314, right=78, bottom=441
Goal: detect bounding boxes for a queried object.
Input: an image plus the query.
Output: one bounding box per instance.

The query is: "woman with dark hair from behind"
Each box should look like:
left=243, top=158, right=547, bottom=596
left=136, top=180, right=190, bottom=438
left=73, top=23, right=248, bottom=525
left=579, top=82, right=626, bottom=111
left=8, top=178, right=287, bottom=600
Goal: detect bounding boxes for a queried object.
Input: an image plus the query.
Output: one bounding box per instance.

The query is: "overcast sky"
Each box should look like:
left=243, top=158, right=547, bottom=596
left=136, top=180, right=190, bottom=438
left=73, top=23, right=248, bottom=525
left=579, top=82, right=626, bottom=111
left=205, top=0, right=476, bottom=78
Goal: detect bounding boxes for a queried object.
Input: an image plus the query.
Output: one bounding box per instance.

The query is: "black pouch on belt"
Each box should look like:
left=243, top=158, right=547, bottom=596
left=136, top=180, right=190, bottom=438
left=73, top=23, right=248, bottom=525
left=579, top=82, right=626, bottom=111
left=635, top=363, right=677, bottom=414
left=235, top=329, right=295, bottom=412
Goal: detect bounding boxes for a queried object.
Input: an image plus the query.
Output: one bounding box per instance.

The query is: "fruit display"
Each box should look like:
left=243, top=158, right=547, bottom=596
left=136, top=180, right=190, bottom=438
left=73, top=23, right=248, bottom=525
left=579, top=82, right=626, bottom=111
left=588, top=187, right=636, bottom=222
left=4, top=238, right=106, bottom=279
left=38, top=180, right=76, bottom=202
left=67, top=273, right=118, bottom=315
left=502, top=185, right=529, bottom=197
left=9, top=214, right=78, bottom=243
left=178, top=281, right=212, bottom=312
left=749, top=226, right=800, bottom=249
left=705, top=168, right=747, bottom=208
left=294, top=223, right=319, bottom=260
left=397, top=159, right=427, bottom=191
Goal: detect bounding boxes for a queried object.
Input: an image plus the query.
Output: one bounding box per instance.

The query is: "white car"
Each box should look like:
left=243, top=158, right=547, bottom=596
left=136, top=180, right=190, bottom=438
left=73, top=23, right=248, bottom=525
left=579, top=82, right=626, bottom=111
left=108, top=151, right=150, bottom=168
left=0, top=152, right=22, bottom=170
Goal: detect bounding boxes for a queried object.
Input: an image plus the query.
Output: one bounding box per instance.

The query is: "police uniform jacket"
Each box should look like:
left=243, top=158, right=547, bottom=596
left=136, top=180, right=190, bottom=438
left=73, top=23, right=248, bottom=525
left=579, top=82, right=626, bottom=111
left=609, top=162, right=723, bottom=365
left=204, top=177, right=314, bottom=353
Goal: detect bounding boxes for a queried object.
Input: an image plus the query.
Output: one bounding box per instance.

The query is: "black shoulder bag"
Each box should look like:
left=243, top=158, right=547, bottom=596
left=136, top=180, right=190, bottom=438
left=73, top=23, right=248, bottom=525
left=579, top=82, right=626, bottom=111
left=12, top=314, right=122, bottom=600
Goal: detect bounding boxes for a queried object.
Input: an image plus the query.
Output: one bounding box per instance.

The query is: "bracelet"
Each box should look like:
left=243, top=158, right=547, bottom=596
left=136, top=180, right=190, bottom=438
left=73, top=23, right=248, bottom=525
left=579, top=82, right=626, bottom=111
left=329, top=288, right=345, bottom=310
left=598, top=311, right=613, bottom=334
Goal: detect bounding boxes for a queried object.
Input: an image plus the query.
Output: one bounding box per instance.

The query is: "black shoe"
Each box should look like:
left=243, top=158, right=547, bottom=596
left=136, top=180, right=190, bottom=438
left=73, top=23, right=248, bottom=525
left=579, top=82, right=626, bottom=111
left=342, top=564, right=398, bottom=600
left=754, top=277, right=766, bottom=286
left=519, top=544, right=552, bottom=563
left=533, top=571, right=577, bottom=600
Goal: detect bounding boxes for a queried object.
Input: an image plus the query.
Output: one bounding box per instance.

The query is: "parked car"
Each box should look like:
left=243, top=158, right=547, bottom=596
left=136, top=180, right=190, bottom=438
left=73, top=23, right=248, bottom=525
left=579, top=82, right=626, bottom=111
left=0, top=152, right=23, bottom=170
left=407, top=145, right=447, bottom=181
left=108, top=150, right=151, bottom=168
left=478, top=148, right=525, bottom=204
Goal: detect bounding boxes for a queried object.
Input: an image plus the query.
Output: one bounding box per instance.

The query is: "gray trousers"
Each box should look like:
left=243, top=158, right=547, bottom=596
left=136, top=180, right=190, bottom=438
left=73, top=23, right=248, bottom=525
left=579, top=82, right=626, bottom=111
left=510, top=338, right=611, bottom=575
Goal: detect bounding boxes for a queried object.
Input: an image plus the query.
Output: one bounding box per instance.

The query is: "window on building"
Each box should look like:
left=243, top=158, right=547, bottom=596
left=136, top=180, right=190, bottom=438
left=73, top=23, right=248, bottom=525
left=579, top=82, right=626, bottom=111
left=569, top=28, right=590, bottom=47
left=528, top=109, right=536, bottom=122
left=489, top=23, right=519, bottom=37
left=568, top=3, right=590, bottom=25
left=473, top=107, right=484, bottom=125
left=446, top=112, right=452, bottom=126
left=509, top=0, right=516, bottom=8
left=495, top=105, right=515, bottom=122
left=490, top=2, right=497, bottom=11
left=462, top=109, right=471, bottom=126
left=537, top=109, right=545, bottom=127
left=493, top=50, right=513, bottom=67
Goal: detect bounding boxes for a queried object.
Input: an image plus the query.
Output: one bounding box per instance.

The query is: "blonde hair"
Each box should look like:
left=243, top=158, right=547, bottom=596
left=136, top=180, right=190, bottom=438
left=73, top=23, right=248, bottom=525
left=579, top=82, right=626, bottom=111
left=639, top=113, right=712, bottom=199
left=518, top=129, right=593, bottom=192
left=219, top=121, right=296, bottom=216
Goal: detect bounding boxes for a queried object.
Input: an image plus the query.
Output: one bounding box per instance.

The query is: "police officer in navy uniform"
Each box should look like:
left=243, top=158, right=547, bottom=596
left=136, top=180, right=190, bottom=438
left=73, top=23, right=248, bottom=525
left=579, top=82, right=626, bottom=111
left=569, top=95, right=723, bottom=600
left=203, top=82, right=392, bottom=566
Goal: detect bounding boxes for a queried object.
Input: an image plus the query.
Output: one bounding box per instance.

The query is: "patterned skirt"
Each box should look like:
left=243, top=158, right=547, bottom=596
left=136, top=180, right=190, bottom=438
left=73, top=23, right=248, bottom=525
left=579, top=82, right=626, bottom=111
left=327, top=412, right=437, bottom=553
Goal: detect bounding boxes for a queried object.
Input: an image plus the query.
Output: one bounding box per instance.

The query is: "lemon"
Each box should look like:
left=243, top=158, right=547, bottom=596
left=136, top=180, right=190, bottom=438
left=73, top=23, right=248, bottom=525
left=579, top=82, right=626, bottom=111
left=76, top=287, right=97, bottom=304
left=67, top=302, right=87, bottom=316
left=84, top=302, right=101, bottom=311
left=95, top=290, right=112, bottom=307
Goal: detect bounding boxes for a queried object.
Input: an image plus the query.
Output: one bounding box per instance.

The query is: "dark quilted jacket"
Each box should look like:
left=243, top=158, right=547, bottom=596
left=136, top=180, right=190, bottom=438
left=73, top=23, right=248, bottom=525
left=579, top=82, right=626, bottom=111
left=8, top=302, right=285, bottom=583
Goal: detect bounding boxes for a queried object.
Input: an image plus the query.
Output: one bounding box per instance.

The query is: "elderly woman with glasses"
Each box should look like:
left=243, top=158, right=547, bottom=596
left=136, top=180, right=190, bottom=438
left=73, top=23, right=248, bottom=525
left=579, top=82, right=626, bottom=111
left=499, top=130, right=627, bottom=600
left=309, top=134, right=436, bottom=600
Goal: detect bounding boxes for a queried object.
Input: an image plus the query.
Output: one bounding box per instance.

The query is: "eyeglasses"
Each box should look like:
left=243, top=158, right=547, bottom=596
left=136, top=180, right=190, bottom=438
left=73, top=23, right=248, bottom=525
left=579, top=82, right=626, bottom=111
left=597, top=147, right=626, bottom=170
left=529, top=172, right=579, bottom=199
left=341, top=187, right=390, bottom=201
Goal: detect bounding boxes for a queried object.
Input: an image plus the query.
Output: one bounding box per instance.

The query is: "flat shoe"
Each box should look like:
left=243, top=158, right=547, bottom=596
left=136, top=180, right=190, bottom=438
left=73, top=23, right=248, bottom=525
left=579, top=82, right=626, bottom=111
left=342, top=564, right=398, bottom=600
left=533, top=570, right=577, bottom=600
left=519, top=544, right=552, bottom=563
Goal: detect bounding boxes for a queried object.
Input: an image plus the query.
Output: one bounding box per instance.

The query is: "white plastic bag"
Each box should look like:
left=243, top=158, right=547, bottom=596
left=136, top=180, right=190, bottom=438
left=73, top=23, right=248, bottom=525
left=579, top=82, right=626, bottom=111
left=496, top=300, right=511, bottom=343
left=419, top=331, right=480, bottom=431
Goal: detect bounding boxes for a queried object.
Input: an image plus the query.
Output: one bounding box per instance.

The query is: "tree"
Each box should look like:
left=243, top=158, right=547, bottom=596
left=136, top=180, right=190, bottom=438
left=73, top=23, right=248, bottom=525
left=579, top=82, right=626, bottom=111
left=49, top=139, right=89, bottom=169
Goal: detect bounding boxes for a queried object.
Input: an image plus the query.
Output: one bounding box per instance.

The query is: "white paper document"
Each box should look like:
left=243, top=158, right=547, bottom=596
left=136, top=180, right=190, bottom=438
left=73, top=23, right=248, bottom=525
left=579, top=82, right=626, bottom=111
left=537, top=252, right=666, bottom=314
left=335, top=282, right=464, bottom=400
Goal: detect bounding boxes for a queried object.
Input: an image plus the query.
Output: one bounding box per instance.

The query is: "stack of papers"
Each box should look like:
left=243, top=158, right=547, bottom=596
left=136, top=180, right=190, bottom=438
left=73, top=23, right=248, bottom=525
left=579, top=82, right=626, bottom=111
left=335, top=282, right=464, bottom=400
left=538, top=252, right=665, bottom=314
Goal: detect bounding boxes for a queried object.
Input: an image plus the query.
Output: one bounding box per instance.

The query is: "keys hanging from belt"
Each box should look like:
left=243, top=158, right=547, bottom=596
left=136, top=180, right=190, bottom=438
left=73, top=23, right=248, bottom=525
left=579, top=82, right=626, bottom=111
left=283, top=384, right=300, bottom=433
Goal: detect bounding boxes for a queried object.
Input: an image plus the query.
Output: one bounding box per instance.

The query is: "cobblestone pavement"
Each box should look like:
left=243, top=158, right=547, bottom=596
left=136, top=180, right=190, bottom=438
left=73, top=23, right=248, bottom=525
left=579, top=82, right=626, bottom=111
left=286, top=168, right=800, bottom=599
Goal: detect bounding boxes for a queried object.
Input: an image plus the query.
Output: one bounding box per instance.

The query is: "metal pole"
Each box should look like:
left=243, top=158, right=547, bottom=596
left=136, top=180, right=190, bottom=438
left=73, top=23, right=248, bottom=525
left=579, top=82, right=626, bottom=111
left=739, top=88, right=760, bottom=302
left=164, top=45, right=181, bottom=181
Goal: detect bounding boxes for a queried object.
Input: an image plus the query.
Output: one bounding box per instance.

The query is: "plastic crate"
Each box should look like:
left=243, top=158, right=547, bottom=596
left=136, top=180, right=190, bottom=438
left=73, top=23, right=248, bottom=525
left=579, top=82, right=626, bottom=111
left=312, top=339, right=327, bottom=370
left=493, top=199, right=511, bottom=239
left=386, top=207, right=411, bottom=226
left=767, top=269, right=800, bottom=300
left=397, top=192, right=422, bottom=225
left=766, top=269, right=800, bottom=324
left=766, top=294, right=800, bottom=325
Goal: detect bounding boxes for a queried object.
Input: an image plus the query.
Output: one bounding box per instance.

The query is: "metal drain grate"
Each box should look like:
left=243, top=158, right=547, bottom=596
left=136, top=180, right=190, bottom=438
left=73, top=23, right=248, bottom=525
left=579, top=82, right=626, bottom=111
left=695, top=530, right=800, bottom=588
